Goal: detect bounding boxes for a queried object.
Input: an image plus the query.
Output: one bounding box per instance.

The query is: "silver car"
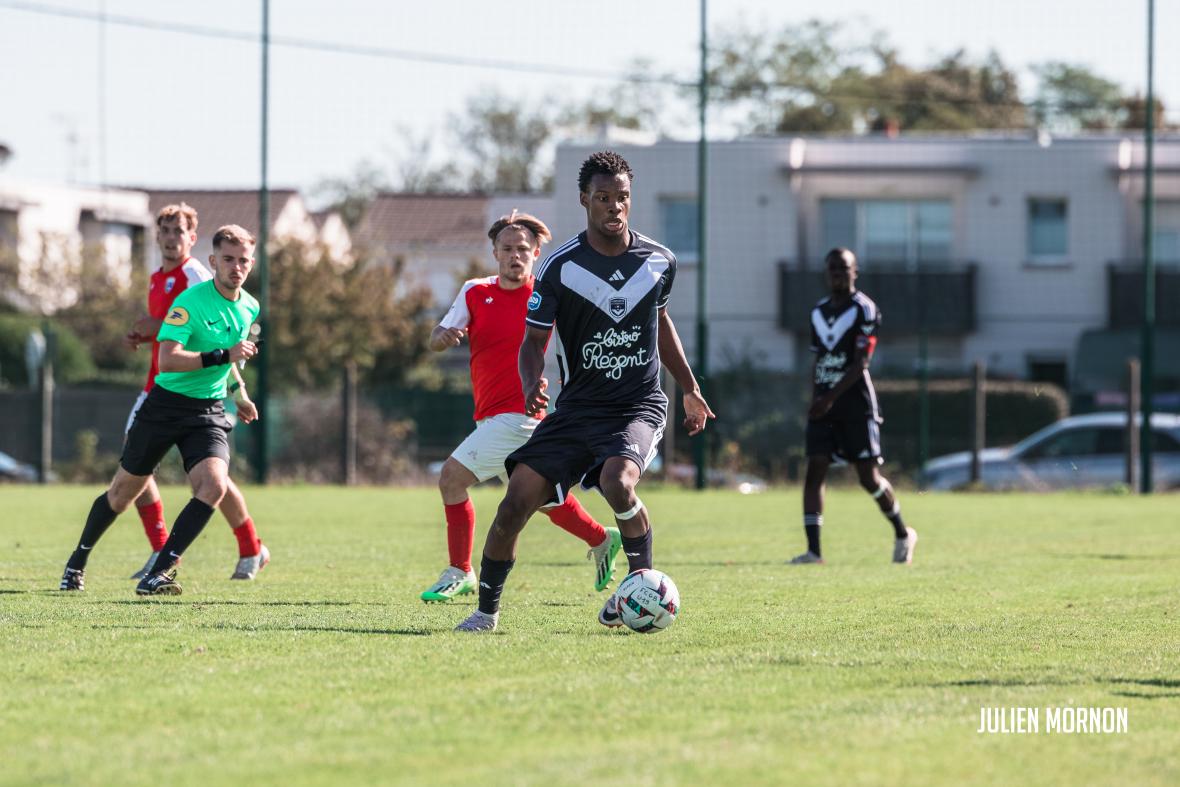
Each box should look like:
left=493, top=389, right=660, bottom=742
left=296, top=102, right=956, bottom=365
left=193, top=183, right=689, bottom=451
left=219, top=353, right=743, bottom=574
left=921, top=413, right=1180, bottom=491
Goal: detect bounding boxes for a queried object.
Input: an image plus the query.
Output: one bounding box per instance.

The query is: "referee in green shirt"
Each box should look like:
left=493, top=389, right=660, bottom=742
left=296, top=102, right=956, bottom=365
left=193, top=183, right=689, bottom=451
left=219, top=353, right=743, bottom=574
left=61, top=225, right=261, bottom=596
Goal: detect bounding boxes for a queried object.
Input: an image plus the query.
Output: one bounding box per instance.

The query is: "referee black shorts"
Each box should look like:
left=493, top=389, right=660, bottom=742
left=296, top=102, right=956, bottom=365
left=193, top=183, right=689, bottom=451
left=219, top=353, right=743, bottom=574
left=805, top=416, right=884, bottom=465
left=506, top=404, right=666, bottom=505
left=120, top=386, right=233, bottom=476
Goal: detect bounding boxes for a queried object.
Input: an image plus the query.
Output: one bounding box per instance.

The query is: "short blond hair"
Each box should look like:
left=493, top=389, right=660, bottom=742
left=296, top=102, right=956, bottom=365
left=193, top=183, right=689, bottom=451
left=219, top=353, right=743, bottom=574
left=156, top=202, right=198, bottom=232
left=211, top=224, right=256, bottom=250
left=487, top=210, right=551, bottom=246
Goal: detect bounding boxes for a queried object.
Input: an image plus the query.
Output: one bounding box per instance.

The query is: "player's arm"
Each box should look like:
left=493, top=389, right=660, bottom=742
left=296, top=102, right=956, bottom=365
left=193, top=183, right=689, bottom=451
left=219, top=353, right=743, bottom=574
left=124, top=314, right=162, bottom=350
left=158, top=339, right=258, bottom=373
left=229, top=364, right=259, bottom=423
left=656, top=307, right=716, bottom=436
left=808, top=344, right=871, bottom=420
left=429, top=324, right=466, bottom=352
left=520, top=325, right=551, bottom=417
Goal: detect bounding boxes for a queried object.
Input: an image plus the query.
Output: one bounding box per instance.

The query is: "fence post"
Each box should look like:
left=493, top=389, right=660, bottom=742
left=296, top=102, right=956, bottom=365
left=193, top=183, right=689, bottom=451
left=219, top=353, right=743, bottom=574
left=969, top=360, right=986, bottom=484
left=1127, top=358, right=1140, bottom=492
left=342, top=361, right=357, bottom=486
left=38, top=340, right=54, bottom=484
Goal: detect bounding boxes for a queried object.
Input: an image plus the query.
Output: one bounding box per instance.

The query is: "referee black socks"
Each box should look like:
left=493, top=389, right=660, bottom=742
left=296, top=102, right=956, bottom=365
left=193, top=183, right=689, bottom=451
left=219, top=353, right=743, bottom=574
left=621, top=529, right=653, bottom=574
left=151, top=498, right=216, bottom=573
left=477, top=555, right=515, bottom=615
left=67, top=493, right=119, bottom=571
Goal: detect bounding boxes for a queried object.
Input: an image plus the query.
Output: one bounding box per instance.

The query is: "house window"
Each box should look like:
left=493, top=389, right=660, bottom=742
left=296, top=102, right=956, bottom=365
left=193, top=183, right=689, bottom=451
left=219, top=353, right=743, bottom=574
left=1027, top=198, right=1068, bottom=261
left=820, top=198, right=951, bottom=268
left=1154, top=201, right=1180, bottom=263
left=658, top=197, right=699, bottom=262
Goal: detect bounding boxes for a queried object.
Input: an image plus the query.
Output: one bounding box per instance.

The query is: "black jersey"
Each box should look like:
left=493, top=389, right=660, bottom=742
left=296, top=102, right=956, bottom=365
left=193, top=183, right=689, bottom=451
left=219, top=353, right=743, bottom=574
left=526, top=230, right=675, bottom=414
left=809, top=290, right=882, bottom=421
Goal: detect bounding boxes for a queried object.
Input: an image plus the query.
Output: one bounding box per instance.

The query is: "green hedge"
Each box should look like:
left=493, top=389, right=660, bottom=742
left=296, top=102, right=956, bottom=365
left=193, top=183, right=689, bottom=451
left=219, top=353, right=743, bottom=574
left=876, top=379, right=1069, bottom=470
left=0, top=314, right=97, bottom=387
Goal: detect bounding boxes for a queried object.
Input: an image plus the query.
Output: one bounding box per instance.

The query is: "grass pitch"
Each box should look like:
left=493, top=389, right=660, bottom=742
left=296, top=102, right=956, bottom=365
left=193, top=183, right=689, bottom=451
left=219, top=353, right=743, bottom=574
left=1, top=484, right=1177, bottom=786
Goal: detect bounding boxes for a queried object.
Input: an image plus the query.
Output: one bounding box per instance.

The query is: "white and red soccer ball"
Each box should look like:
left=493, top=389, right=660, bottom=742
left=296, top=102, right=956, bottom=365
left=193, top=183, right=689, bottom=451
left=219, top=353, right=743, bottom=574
left=615, top=568, right=680, bottom=634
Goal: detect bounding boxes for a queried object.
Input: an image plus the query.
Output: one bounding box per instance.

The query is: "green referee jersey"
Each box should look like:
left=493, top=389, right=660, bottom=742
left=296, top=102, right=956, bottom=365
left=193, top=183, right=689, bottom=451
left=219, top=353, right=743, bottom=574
left=154, top=279, right=260, bottom=399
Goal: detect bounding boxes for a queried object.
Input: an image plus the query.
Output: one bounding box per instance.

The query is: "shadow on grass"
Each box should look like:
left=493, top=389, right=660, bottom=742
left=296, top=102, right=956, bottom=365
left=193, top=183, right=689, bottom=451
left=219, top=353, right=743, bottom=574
left=1051, top=553, right=1176, bottom=561
left=1105, top=677, right=1180, bottom=688
left=91, top=622, right=432, bottom=636
left=1110, top=690, right=1180, bottom=700
left=0, top=589, right=30, bottom=594
left=934, top=678, right=1084, bottom=688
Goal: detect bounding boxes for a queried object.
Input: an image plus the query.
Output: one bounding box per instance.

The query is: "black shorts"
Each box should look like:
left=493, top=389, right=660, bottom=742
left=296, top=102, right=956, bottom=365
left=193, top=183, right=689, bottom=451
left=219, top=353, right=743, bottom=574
left=120, top=386, right=233, bottom=476
left=506, top=405, right=666, bottom=504
left=805, top=416, right=883, bottom=464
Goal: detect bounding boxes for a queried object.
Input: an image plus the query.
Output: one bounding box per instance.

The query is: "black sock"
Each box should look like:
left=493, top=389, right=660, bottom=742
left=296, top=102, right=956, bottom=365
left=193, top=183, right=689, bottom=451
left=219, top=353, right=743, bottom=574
left=67, top=493, right=119, bottom=570
left=151, top=498, right=216, bottom=573
left=621, top=528, right=652, bottom=573
left=886, top=505, right=907, bottom=539
left=477, top=555, right=515, bottom=615
left=804, top=513, right=822, bottom=557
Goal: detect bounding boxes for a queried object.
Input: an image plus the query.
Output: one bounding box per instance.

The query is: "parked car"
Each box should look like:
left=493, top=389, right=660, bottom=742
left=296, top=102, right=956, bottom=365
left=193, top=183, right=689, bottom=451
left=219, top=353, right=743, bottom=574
left=921, top=413, right=1180, bottom=491
left=0, top=450, right=39, bottom=482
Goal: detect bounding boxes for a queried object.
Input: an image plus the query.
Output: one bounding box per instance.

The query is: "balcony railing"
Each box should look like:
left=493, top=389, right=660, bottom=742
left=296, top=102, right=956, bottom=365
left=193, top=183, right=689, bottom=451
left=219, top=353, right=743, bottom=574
left=778, top=261, right=977, bottom=338
left=1107, top=263, right=1180, bottom=329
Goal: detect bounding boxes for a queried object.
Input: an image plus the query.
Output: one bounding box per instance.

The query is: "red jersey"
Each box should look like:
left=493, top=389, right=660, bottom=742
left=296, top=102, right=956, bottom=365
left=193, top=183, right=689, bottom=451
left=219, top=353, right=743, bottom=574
left=143, top=258, right=212, bottom=391
left=440, top=275, right=541, bottom=422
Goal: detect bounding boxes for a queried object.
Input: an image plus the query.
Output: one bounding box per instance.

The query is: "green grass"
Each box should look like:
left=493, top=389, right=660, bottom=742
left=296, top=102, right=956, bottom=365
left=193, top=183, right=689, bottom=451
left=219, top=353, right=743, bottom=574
left=1, top=484, right=1177, bottom=786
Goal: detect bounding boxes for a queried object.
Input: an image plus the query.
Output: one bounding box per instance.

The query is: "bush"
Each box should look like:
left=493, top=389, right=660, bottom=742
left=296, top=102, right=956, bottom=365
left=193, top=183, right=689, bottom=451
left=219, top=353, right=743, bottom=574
left=876, top=378, right=1069, bottom=469
left=0, top=315, right=97, bottom=387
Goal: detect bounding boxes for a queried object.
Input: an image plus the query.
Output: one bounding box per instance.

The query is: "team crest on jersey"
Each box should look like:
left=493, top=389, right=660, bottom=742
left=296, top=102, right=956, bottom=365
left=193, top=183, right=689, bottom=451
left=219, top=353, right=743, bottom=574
left=164, top=306, right=189, bottom=326
left=485, top=296, right=494, bottom=304
left=164, top=278, right=175, bottom=294
left=527, top=292, right=541, bottom=310
left=609, top=297, right=627, bottom=318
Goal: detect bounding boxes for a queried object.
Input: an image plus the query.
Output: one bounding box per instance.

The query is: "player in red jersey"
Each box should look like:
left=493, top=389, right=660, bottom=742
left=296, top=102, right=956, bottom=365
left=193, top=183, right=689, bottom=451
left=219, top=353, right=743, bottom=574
left=420, top=211, right=622, bottom=602
left=122, top=203, right=269, bottom=581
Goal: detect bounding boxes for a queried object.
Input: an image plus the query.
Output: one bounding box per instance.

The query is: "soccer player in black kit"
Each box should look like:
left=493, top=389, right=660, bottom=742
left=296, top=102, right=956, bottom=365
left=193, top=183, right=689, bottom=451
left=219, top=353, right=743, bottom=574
left=791, top=248, right=917, bottom=565
left=455, top=150, right=716, bottom=632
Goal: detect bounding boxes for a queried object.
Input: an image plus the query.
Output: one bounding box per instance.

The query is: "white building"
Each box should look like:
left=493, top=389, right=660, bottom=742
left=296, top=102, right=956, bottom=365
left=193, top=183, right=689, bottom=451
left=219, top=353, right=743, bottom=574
left=0, top=177, right=152, bottom=313
left=552, top=134, right=1180, bottom=392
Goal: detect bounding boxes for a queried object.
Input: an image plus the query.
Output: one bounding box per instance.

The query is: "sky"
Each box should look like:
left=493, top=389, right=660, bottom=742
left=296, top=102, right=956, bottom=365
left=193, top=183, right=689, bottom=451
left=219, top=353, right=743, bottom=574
left=1, top=0, right=1176, bottom=201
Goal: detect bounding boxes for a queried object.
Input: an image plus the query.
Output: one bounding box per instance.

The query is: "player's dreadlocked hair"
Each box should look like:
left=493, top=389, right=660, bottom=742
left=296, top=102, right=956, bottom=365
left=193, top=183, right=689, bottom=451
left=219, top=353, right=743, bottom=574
left=487, top=209, right=552, bottom=246
left=577, top=150, right=634, bottom=193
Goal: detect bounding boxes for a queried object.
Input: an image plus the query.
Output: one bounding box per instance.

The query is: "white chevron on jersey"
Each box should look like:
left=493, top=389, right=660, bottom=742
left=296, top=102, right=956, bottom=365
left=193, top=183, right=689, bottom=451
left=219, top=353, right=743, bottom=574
left=812, top=304, right=859, bottom=351
left=560, top=256, right=669, bottom=323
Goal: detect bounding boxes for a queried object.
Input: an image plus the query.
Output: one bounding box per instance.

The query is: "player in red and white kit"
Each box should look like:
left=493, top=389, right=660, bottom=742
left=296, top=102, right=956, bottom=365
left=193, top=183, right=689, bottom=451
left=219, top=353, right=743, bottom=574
left=420, top=211, right=622, bottom=602
left=123, top=203, right=269, bottom=581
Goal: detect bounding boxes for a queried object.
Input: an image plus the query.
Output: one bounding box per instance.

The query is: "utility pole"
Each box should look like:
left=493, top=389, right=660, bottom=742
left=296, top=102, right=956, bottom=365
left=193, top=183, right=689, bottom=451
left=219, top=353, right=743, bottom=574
left=693, top=0, right=709, bottom=490
left=1140, top=0, right=1156, bottom=493
left=255, top=0, right=271, bottom=483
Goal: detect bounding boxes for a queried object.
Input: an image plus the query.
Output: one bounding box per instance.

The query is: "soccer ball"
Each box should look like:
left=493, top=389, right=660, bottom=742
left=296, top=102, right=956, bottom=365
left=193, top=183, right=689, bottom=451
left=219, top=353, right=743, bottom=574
left=615, top=568, right=680, bottom=633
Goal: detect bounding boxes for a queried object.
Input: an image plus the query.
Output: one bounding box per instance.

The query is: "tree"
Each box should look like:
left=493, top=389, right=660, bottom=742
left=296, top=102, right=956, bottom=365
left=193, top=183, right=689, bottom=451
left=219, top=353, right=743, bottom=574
left=1032, top=62, right=1127, bottom=131
left=451, top=91, right=556, bottom=193
left=264, top=237, right=434, bottom=393
left=707, top=20, right=1027, bottom=134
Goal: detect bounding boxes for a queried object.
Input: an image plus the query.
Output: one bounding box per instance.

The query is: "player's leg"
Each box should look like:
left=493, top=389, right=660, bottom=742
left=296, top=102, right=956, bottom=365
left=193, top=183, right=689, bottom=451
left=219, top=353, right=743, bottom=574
left=542, top=492, right=619, bottom=592
left=854, top=466, right=915, bottom=564
left=129, top=476, right=169, bottom=579
left=792, top=419, right=833, bottom=564
left=124, top=392, right=169, bottom=579
left=137, top=417, right=232, bottom=595
left=219, top=477, right=268, bottom=580
left=421, top=457, right=480, bottom=602
left=454, top=463, right=553, bottom=632
left=61, top=467, right=153, bottom=589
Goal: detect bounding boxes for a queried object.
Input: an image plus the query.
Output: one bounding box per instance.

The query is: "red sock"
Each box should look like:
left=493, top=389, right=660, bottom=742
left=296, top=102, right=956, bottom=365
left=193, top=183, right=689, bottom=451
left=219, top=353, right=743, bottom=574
left=232, top=517, right=261, bottom=558
left=137, top=500, right=169, bottom=551
left=445, top=499, right=477, bottom=573
left=546, top=494, right=607, bottom=547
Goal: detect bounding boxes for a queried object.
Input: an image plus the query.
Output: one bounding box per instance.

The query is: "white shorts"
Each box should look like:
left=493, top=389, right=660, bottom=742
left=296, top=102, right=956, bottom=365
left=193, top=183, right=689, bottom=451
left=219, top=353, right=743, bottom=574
left=451, top=412, right=541, bottom=483
left=125, top=390, right=149, bottom=434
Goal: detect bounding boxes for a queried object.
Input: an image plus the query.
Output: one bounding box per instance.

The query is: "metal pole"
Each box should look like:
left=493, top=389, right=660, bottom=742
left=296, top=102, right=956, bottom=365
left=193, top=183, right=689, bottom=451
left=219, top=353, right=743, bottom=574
left=255, top=0, right=271, bottom=484
left=1139, top=0, right=1155, bottom=494
left=970, top=360, right=986, bottom=484
left=693, top=0, right=708, bottom=491
left=1127, top=358, right=1140, bottom=491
